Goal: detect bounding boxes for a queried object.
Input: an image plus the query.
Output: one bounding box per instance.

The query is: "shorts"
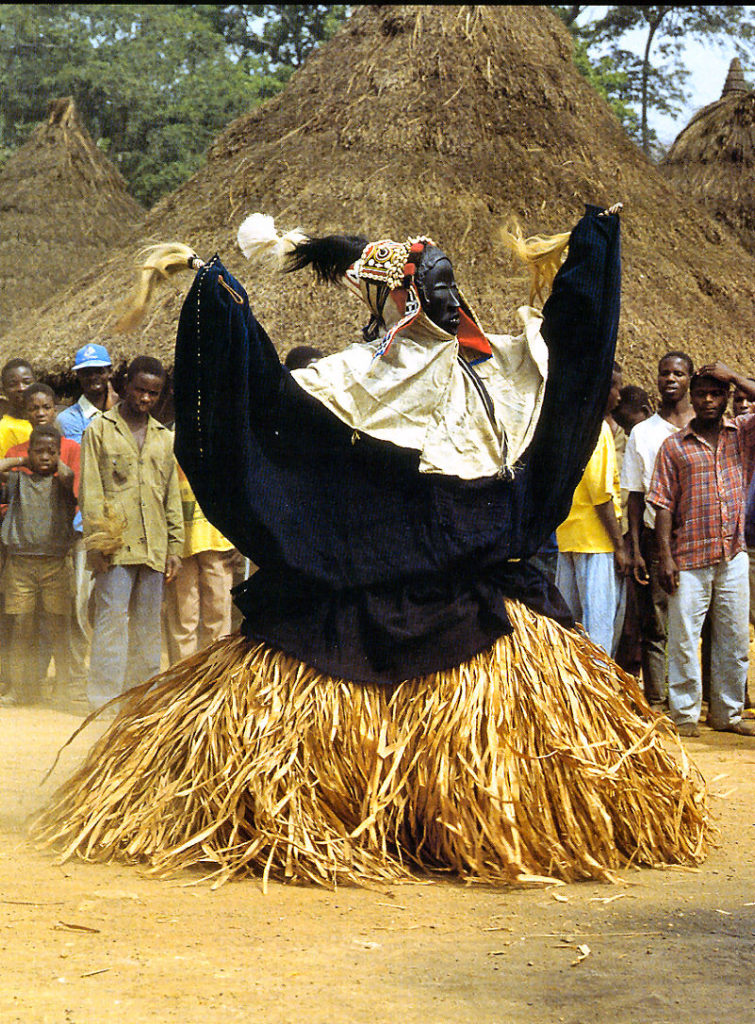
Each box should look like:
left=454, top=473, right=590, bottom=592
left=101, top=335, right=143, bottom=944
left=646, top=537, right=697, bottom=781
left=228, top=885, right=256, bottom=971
left=3, top=553, right=73, bottom=616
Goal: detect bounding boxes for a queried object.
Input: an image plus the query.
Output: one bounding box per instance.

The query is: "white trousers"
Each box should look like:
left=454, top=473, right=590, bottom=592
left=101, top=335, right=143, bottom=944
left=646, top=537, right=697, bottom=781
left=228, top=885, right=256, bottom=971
left=556, top=551, right=625, bottom=656
left=667, top=552, right=749, bottom=729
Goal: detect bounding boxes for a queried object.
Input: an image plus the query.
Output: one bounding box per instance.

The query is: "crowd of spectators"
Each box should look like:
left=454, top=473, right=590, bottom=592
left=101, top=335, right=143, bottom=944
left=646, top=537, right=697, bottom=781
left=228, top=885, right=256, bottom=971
left=0, top=342, right=753, bottom=738
left=0, top=345, right=245, bottom=714
left=551, top=350, right=755, bottom=737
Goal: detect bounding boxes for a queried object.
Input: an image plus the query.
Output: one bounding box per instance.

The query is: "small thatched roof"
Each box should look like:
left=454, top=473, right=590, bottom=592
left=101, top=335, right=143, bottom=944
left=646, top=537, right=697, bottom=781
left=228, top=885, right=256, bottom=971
left=0, top=97, right=145, bottom=338
left=661, top=59, right=755, bottom=253
left=5, top=8, right=755, bottom=394
left=723, top=57, right=748, bottom=96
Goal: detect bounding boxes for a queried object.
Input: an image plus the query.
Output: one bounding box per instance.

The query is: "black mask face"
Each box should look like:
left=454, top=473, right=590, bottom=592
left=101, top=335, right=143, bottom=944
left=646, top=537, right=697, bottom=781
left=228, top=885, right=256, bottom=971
left=416, top=248, right=461, bottom=335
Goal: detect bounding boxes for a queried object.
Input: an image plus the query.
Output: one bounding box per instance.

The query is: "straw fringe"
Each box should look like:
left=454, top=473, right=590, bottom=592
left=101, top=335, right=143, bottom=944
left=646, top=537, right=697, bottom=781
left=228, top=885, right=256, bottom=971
left=32, top=601, right=711, bottom=888
left=82, top=500, right=127, bottom=556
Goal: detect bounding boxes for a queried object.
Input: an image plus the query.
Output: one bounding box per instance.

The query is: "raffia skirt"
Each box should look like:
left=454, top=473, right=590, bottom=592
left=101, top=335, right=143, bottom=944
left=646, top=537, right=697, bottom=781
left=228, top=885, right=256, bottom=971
left=32, top=600, right=710, bottom=889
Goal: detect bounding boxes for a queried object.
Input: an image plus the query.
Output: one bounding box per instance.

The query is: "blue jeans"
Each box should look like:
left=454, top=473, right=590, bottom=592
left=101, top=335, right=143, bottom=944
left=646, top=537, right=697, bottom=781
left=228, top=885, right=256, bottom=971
left=87, top=564, right=164, bottom=710
left=667, top=552, right=749, bottom=730
left=556, top=551, right=626, bottom=656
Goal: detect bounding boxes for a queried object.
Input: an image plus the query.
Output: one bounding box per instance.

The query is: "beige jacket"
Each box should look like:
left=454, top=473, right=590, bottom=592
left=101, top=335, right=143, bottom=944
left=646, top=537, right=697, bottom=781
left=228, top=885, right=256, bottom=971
left=80, top=404, right=184, bottom=572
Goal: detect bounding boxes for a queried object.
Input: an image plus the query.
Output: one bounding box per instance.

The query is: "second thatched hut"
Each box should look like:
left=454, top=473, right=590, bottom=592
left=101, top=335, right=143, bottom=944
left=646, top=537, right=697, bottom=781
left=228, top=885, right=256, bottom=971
left=0, top=98, right=145, bottom=339
left=662, top=58, right=755, bottom=254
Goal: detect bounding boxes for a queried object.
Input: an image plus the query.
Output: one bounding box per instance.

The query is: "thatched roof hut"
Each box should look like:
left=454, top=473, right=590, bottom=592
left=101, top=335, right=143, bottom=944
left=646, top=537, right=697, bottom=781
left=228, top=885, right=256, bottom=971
left=0, top=97, right=144, bottom=338
left=661, top=58, right=755, bottom=254
left=5, top=7, right=755, bottom=392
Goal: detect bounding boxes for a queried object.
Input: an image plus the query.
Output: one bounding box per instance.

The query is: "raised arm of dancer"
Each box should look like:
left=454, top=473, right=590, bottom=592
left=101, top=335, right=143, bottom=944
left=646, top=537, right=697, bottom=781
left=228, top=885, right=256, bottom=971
left=526, top=203, right=622, bottom=532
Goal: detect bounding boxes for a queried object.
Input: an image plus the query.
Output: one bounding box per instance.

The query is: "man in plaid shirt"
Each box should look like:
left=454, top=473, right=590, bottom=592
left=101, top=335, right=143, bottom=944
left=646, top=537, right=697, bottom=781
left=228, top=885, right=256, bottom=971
left=648, top=362, right=755, bottom=737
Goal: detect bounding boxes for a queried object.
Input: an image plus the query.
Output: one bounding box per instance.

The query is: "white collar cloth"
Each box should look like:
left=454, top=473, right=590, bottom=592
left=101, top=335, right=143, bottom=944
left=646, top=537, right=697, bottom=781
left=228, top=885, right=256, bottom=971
left=292, top=306, right=548, bottom=480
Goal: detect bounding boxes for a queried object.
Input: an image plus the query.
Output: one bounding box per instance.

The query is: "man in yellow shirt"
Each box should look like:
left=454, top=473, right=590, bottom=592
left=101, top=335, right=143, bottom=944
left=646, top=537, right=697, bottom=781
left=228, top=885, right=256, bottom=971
left=556, top=366, right=629, bottom=654
left=164, top=466, right=236, bottom=663
left=0, top=359, right=34, bottom=455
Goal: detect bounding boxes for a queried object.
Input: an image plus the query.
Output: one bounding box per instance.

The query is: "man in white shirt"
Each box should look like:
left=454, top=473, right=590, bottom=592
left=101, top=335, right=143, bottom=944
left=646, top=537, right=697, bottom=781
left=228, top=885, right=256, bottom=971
left=620, top=352, right=694, bottom=709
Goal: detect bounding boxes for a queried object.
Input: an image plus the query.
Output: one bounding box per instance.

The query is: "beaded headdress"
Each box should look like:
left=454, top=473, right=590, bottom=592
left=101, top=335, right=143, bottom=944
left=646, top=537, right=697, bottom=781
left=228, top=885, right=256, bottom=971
left=344, top=236, right=437, bottom=356
left=236, top=213, right=491, bottom=358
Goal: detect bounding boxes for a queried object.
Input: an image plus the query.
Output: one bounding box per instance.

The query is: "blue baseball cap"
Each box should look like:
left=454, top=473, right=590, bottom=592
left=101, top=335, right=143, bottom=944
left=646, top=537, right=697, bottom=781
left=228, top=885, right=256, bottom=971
left=72, top=344, right=112, bottom=370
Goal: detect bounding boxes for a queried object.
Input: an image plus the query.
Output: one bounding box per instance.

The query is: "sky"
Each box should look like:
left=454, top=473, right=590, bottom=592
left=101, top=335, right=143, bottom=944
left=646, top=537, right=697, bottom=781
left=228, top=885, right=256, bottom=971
left=576, top=7, right=753, bottom=148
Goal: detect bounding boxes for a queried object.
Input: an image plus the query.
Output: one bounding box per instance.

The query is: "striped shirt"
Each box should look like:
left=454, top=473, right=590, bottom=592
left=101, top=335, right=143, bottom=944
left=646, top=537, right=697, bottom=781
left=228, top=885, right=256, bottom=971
left=647, top=413, right=755, bottom=570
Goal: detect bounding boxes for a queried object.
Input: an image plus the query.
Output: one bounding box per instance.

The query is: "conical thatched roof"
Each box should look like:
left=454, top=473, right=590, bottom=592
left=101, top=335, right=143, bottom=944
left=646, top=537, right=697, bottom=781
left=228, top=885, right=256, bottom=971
left=0, top=97, right=144, bottom=338
left=661, top=59, right=755, bottom=254
left=5, top=7, right=755, bottom=392
left=723, top=57, right=748, bottom=96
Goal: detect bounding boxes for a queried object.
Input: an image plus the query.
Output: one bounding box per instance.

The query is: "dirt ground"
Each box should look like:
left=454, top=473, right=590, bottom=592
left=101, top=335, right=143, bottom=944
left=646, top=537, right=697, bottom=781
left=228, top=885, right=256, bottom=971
left=1, top=706, right=753, bottom=1024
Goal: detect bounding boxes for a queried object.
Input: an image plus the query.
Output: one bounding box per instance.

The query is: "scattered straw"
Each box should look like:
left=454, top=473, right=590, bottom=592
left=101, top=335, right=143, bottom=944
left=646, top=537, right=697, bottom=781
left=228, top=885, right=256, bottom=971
left=83, top=501, right=127, bottom=556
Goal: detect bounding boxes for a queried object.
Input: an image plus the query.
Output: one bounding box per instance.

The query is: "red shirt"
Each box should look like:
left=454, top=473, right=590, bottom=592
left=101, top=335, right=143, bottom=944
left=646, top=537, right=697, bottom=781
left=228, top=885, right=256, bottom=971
left=6, top=436, right=81, bottom=499
left=647, top=413, right=755, bottom=570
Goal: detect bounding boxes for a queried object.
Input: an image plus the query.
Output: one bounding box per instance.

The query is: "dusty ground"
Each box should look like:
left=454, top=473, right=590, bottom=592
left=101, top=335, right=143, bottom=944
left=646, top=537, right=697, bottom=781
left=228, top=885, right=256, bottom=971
left=1, top=706, right=753, bottom=1024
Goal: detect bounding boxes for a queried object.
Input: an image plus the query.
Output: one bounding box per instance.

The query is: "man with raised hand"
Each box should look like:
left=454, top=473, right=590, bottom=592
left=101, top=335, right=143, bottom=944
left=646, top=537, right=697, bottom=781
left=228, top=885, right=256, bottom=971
left=648, top=363, right=755, bottom=737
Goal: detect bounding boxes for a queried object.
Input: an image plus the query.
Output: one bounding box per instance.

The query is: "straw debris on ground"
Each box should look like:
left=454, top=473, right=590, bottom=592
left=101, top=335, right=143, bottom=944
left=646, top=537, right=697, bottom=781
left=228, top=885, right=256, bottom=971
left=2, top=7, right=755, bottom=394
left=33, top=601, right=710, bottom=890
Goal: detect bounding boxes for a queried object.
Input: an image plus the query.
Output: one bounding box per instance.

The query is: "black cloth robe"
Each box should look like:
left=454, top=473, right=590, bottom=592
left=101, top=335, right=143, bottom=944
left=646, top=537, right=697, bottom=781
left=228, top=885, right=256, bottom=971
left=173, top=205, right=620, bottom=683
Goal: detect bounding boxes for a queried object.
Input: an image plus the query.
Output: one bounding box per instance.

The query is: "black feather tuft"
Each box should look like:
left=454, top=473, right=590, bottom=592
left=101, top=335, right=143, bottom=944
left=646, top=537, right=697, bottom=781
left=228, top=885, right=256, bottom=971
left=285, top=235, right=368, bottom=284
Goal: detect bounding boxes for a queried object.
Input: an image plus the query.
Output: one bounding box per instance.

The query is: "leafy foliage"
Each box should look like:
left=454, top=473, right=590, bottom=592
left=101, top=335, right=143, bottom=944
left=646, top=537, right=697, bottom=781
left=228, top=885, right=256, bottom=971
left=0, top=4, right=349, bottom=206
left=570, top=33, right=641, bottom=137
left=205, top=5, right=348, bottom=70
left=553, top=5, right=755, bottom=157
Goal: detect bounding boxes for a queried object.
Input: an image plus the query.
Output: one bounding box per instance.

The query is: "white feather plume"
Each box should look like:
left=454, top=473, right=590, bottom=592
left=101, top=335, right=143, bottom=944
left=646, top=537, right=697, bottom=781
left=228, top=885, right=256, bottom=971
left=237, top=213, right=278, bottom=258
left=237, top=212, right=307, bottom=268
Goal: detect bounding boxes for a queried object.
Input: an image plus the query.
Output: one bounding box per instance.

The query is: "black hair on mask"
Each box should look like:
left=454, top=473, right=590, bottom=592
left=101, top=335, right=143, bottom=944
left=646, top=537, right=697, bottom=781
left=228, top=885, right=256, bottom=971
left=285, top=235, right=368, bottom=284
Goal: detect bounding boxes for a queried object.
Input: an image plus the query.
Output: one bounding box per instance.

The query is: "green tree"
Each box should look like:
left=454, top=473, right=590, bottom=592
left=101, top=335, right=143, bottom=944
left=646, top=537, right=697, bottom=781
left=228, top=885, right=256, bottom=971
left=1, top=4, right=342, bottom=204
left=0, top=4, right=350, bottom=201
left=556, top=5, right=755, bottom=156
left=570, top=33, right=641, bottom=137
left=553, top=5, right=642, bottom=138
left=553, top=5, right=591, bottom=28
left=58, top=6, right=272, bottom=204
left=0, top=5, right=87, bottom=150
left=203, top=5, right=349, bottom=90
